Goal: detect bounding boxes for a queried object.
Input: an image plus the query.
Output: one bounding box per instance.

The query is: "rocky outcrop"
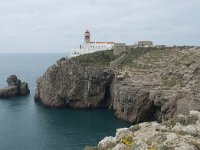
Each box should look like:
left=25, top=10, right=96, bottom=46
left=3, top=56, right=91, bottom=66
left=111, top=81, right=154, bottom=123
left=85, top=111, right=200, bottom=150
left=34, top=58, right=114, bottom=108
left=111, top=47, right=200, bottom=123
left=0, top=75, right=30, bottom=98
left=35, top=48, right=200, bottom=123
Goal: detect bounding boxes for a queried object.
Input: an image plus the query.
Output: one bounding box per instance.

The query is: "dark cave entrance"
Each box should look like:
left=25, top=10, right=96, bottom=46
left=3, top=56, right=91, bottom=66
left=136, top=103, right=161, bottom=124
left=101, top=83, right=111, bottom=107
left=143, top=104, right=161, bottom=123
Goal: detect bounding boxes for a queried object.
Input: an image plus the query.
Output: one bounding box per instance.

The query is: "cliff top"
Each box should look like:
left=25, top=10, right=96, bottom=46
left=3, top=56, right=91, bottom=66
left=115, top=47, right=200, bottom=89
left=71, top=50, right=121, bottom=66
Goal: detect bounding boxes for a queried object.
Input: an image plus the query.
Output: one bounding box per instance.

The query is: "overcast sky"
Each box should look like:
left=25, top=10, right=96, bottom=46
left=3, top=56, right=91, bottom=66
left=0, top=0, right=200, bottom=53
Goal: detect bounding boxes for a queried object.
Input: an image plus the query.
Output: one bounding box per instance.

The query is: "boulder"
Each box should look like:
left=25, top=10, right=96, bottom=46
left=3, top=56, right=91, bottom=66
left=0, top=75, right=30, bottom=98
left=20, top=82, right=30, bottom=96
left=6, top=75, right=21, bottom=86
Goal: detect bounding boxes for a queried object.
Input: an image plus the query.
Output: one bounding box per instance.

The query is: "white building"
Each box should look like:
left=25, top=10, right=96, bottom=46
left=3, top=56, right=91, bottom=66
left=71, top=30, right=114, bottom=57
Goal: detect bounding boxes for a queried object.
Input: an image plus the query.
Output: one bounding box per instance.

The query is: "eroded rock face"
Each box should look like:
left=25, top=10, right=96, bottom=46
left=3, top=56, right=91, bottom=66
left=111, top=48, right=200, bottom=123
left=111, top=81, right=154, bottom=123
left=35, top=48, right=200, bottom=123
left=34, top=59, right=115, bottom=108
left=0, top=75, right=30, bottom=98
left=0, top=86, right=19, bottom=97
left=87, top=111, right=200, bottom=150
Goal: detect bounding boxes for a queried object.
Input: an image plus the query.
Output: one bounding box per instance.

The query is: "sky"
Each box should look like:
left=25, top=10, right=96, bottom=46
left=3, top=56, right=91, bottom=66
left=0, top=0, right=200, bottom=53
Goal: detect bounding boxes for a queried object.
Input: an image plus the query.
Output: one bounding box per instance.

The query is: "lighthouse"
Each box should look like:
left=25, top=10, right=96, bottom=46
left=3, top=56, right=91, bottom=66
left=70, top=30, right=114, bottom=57
left=84, top=30, right=90, bottom=43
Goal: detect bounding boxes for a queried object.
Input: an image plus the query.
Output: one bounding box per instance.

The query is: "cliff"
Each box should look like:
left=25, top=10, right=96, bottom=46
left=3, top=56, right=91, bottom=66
left=35, top=47, right=200, bottom=123
left=111, top=47, right=200, bottom=122
left=35, top=51, right=115, bottom=108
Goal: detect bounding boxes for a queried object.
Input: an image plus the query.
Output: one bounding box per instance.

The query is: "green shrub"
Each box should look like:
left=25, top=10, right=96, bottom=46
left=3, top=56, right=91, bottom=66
left=163, top=78, right=177, bottom=88
left=164, top=117, right=178, bottom=127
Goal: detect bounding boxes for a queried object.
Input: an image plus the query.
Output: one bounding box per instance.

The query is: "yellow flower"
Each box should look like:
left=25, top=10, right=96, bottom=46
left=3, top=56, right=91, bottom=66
left=120, top=135, right=134, bottom=146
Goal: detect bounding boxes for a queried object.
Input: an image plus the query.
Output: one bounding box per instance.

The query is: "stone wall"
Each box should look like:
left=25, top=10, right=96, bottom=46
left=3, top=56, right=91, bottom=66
left=113, top=43, right=126, bottom=55
left=137, top=41, right=153, bottom=47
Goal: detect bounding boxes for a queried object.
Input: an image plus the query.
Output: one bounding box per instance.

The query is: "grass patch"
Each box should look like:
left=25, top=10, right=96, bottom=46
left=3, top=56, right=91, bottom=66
left=119, top=47, right=150, bottom=67
left=71, top=50, right=121, bottom=66
left=119, top=47, right=173, bottom=68
left=164, top=117, right=178, bottom=127
left=187, top=115, right=199, bottom=124
left=163, top=77, right=177, bottom=88
left=130, top=125, right=140, bottom=132
left=189, top=140, right=200, bottom=149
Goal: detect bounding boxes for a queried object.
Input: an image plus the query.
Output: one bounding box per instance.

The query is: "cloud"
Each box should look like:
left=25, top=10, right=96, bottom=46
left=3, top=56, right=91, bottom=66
left=0, top=0, right=200, bottom=53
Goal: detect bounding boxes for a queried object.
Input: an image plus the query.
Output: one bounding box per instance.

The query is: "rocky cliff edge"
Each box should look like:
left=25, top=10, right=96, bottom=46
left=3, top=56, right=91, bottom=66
left=34, top=51, right=115, bottom=108
left=35, top=48, right=200, bottom=123
left=85, top=111, right=200, bottom=150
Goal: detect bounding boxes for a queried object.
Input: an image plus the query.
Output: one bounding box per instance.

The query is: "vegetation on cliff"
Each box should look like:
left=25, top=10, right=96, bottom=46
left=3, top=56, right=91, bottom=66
left=35, top=47, right=200, bottom=123
left=118, top=47, right=173, bottom=68
left=71, top=50, right=121, bottom=66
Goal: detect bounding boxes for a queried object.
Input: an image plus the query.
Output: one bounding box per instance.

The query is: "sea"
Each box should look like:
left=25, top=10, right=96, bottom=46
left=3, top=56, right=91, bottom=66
left=0, top=53, right=130, bottom=150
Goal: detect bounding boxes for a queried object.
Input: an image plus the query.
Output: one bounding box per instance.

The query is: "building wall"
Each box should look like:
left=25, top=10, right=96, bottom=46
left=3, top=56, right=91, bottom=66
left=113, top=43, right=126, bottom=55
left=82, top=43, right=114, bottom=54
left=137, top=41, right=153, bottom=47
left=71, top=43, right=114, bottom=57
left=155, top=45, right=166, bottom=48
left=70, top=30, right=116, bottom=57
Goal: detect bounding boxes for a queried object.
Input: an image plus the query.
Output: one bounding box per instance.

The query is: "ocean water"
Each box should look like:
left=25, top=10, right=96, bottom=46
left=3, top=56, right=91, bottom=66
left=0, top=54, right=130, bottom=150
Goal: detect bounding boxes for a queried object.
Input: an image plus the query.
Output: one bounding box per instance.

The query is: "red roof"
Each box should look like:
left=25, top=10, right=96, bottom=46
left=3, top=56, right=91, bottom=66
left=90, top=42, right=114, bottom=44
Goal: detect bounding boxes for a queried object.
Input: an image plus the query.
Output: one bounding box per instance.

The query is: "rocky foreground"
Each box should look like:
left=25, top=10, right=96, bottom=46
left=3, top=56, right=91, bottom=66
left=0, top=75, right=30, bottom=98
left=35, top=47, right=200, bottom=123
left=85, top=111, right=200, bottom=150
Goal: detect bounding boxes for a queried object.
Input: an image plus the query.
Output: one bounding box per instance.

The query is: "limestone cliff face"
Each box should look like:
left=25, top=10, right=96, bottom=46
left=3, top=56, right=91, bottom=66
left=35, top=48, right=200, bottom=123
left=35, top=58, right=114, bottom=108
left=111, top=80, right=154, bottom=123
left=110, top=47, right=200, bottom=123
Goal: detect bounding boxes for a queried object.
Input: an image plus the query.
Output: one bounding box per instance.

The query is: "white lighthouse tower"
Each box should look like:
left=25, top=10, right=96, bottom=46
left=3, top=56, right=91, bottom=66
left=84, top=30, right=90, bottom=43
